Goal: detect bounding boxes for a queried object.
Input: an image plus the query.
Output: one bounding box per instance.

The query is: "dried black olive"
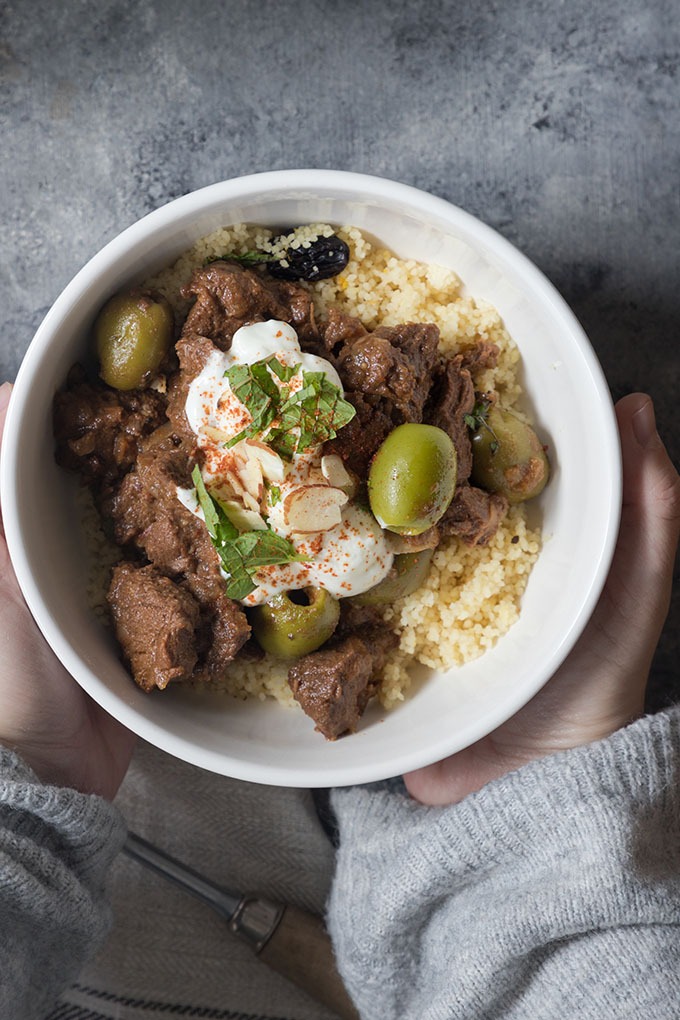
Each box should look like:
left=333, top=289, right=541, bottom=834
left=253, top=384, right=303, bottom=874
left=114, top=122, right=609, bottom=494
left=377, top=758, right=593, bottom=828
left=267, top=234, right=350, bottom=281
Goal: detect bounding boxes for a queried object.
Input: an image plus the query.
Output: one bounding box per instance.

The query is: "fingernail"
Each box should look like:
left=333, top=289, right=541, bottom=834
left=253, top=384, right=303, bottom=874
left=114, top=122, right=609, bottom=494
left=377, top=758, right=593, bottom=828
left=0, top=382, right=12, bottom=413
left=632, top=399, right=662, bottom=449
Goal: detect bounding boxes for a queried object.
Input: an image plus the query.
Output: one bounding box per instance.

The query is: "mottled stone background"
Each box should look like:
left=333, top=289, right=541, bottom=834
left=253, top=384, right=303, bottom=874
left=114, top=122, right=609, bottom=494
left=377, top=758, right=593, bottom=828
left=1, top=0, right=678, bottom=707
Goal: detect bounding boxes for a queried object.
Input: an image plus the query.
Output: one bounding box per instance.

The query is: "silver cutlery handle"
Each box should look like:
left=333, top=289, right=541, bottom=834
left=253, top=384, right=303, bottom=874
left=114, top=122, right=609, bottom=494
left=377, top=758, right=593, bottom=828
left=123, top=831, right=240, bottom=920
left=123, top=831, right=360, bottom=1019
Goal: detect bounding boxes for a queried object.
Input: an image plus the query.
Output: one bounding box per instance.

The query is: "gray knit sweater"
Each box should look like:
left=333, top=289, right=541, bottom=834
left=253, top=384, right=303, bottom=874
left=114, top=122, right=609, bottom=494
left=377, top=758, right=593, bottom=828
left=2, top=708, right=680, bottom=1019
left=329, top=708, right=680, bottom=1018
left=0, top=748, right=126, bottom=1020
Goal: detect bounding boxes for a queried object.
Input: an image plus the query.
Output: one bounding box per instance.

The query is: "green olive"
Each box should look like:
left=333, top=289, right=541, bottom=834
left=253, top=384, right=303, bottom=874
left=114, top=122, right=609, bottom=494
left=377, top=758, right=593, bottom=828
left=95, top=289, right=174, bottom=391
left=249, top=587, right=340, bottom=659
left=349, top=550, right=433, bottom=606
left=471, top=406, right=549, bottom=504
left=368, top=423, right=457, bottom=535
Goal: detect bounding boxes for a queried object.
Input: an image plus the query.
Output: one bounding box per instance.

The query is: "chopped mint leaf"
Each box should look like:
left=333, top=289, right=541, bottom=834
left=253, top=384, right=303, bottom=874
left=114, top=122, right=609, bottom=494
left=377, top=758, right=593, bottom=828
left=190, top=465, right=305, bottom=601
left=191, top=465, right=234, bottom=542
left=222, top=354, right=356, bottom=457
left=233, top=529, right=307, bottom=569
left=221, top=545, right=257, bottom=600
left=268, top=357, right=300, bottom=383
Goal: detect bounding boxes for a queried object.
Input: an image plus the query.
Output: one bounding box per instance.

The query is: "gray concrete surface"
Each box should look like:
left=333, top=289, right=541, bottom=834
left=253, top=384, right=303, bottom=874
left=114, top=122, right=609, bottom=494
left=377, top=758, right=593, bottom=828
left=1, top=0, right=678, bottom=706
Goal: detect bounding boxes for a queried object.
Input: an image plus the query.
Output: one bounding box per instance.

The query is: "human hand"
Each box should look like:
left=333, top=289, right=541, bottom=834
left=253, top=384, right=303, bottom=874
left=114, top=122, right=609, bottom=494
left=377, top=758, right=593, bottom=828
left=0, top=383, right=136, bottom=798
left=405, top=393, right=680, bottom=806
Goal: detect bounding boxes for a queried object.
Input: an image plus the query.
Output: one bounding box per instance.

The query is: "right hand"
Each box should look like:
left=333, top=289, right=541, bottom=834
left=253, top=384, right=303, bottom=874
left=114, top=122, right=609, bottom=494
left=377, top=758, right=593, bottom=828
left=406, top=393, right=680, bottom=806
left=0, top=382, right=136, bottom=798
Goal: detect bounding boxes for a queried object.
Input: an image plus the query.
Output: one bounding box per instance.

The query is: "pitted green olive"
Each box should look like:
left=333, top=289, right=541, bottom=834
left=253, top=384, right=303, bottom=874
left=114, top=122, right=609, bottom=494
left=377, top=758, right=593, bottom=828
left=471, top=406, right=549, bottom=504
left=95, top=289, right=174, bottom=391
left=368, top=423, right=457, bottom=536
left=249, top=587, right=340, bottom=659
left=350, top=550, right=433, bottom=607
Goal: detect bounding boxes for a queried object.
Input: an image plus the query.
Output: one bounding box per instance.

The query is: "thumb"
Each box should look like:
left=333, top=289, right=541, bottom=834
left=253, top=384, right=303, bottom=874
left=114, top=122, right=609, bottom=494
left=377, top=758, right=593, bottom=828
left=616, top=393, right=680, bottom=598
left=600, top=394, right=680, bottom=691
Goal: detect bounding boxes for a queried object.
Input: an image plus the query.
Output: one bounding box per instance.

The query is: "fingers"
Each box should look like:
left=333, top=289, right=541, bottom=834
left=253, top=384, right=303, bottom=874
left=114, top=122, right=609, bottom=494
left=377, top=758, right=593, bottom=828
left=0, top=382, right=11, bottom=441
left=0, top=383, right=11, bottom=540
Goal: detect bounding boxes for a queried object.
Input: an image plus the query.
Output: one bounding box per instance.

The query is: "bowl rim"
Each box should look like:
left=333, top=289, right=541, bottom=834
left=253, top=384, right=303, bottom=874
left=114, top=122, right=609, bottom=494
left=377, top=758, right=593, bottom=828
left=0, top=170, right=622, bottom=786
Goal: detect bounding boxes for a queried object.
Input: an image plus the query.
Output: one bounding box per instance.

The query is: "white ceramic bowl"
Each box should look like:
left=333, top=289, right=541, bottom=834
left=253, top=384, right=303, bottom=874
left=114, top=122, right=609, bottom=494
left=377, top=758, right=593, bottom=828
left=0, top=170, right=621, bottom=787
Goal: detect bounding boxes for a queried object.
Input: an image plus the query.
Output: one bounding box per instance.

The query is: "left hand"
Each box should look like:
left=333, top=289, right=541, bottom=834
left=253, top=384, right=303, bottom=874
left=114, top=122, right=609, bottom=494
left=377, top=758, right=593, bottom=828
left=0, top=382, right=136, bottom=798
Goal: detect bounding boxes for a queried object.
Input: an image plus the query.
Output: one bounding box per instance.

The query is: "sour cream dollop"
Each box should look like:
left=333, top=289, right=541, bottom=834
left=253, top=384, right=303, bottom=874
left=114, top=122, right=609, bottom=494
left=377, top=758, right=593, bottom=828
left=183, top=320, right=393, bottom=606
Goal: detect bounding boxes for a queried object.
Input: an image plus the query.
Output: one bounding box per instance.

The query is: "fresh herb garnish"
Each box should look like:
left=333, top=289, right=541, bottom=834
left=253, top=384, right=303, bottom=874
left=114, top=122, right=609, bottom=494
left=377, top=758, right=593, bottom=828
left=205, top=234, right=350, bottom=282
left=269, top=485, right=282, bottom=505
left=206, top=250, right=275, bottom=267
left=191, top=465, right=306, bottom=599
left=464, top=395, right=500, bottom=456
left=224, top=356, right=356, bottom=457
left=464, top=396, right=492, bottom=432
left=223, top=356, right=293, bottom=447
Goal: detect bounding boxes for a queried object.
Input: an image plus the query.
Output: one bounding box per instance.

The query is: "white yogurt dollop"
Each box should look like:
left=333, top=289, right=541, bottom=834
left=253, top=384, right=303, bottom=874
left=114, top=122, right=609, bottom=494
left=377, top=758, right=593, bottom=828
left=184, top=320, right=393, bottom=605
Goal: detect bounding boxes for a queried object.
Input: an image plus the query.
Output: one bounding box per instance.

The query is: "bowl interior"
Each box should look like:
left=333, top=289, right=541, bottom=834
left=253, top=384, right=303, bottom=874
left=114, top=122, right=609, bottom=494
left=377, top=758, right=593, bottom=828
left=1, top=171, right=620, bottom=786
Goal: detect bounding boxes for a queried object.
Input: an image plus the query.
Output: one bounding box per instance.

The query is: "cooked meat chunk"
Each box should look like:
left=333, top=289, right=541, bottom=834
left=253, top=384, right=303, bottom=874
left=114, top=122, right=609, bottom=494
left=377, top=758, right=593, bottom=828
left=109, top=425, right=197, bottom=554
left=53, top=366, right=167, bottom=489
left=108, top=422, right=251, bottom=676
left=325, top=336, right=498, bottom=485
left=199, top=595, right=253, bottom=682
left=319, top=308, right=368, bottom=355
left=439, top=484, right=508, bottom=546
left=108, top=563, right=200, bottom=692
left=181, top=261, right=290, bottom=347
left=112, top=466, right=214, bottom=581
left=323, top=390, right=394, bottom=477
left=459, top=340, right=500, bottom=375
left=110, top=425, right=242, bottom=601
left=336, top=322, right=440, bottom=422
left=423, top=354, right=475, bottom=484
left=268, top=278, right=318, bottom=346
left=288, top=627, right=397, bottom=739
left=423, top=342, right=501, bottom=487
left=166, top=333, right=217, bottom=439
left=335, top=600, right=385, bottom=639
left=180, top=261, right=318, bottom=350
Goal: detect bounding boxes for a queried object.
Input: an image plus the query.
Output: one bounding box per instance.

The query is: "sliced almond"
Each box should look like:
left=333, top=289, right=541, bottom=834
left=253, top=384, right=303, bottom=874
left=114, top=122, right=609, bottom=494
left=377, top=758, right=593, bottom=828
left=224, top=467, right=246, bottom=498
left=236, top=454, right=264, bottom=502
left=230, top=442, right=250, bottom=467
left=241, top=490, right=262, bottom=514
left=321, top=453, right=357, bottom=496
left=202, top=424, right=233, bottom=445
left=283, top=485, right=349, bottom=533
left=245, top=440, right=285, bottom=482
left=220, top=500, right=268, bottom=532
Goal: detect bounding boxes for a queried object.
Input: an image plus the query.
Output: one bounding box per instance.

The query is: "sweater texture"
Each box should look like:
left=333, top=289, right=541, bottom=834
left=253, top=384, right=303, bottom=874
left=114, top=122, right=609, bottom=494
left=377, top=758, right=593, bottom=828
left=0, top=749, right=126, bottom=1020
left=329, top=708, right=680, bottom=1018
left=2, top=709, right=680, bottom=1018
